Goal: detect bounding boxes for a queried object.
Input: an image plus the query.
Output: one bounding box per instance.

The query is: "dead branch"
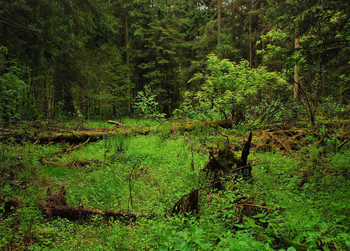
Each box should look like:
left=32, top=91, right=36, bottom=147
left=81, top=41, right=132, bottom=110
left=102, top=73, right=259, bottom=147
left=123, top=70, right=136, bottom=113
left=338, top=137, right=350, bottom=150
left=108, top=120, right=124, bottom=127
left=66, top=137, right=90, bottom=152
left=222, top=203, right=271, bottom=211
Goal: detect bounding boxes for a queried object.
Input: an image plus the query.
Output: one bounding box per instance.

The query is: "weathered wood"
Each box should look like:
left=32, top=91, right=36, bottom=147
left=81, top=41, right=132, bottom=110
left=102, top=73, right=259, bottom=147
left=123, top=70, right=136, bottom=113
left=170, top=119, right=233, bottom=134
left=238, top=132, right=253, bottom=180
left=40, top=186, right=146, bottom=222
left=202, top=132, right=253, bottom=190
left=0, top=119, right=232, bottom=144
left=171, top=189, right=199, bottom=216
left=108, top=120, right=123, bottom=127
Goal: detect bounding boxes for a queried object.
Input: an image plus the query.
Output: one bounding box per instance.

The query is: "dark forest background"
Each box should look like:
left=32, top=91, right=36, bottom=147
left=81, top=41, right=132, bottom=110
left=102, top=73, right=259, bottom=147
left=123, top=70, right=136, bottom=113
left=1, top=0, right=349, bottom=124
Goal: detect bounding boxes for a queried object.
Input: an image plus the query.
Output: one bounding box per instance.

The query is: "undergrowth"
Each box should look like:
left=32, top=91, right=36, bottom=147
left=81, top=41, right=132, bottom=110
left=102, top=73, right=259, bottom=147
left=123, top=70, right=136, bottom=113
left=0, top=119, right=349, bottom=250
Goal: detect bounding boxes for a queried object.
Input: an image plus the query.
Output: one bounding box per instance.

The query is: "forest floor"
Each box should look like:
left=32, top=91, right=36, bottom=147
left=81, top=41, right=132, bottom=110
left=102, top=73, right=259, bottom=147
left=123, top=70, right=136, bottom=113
left=0, top=118, right=349, bottom=250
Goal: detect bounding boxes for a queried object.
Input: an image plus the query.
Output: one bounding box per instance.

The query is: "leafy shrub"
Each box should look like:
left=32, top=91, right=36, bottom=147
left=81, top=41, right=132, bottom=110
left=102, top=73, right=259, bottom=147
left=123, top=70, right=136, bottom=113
left=134, top=85, right=165, bottom=121
left=175, top=54, right=291, bottom=124
left=0, top=46, right=28, bottom=125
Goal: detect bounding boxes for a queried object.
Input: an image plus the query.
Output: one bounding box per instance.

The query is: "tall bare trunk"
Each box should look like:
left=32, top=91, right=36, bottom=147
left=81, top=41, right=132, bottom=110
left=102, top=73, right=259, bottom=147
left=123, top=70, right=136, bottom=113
left=294, top=37, right=300, bottom=99
left=125, top=14, right=132, bottom=114
left=248, top=7, right=252, bottom=68
left=218, top=0, right=222, bottom=46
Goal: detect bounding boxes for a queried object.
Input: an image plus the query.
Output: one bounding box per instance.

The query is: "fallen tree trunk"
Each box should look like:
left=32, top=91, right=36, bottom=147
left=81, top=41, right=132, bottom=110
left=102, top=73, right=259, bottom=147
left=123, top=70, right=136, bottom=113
left=0, top=119, right=231, bottom=144
left=41, top=204, right=145, bottom=223
left=171, top=119, right=233, bottom=133
left=0, top=127, right=143, bottom=144
left=40, top=186, right=146, bottom=223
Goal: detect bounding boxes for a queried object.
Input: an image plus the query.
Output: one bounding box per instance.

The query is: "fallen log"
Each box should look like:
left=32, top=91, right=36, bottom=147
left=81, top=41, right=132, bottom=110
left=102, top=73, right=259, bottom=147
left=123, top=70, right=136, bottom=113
left=171, top=119, right=233, bottom=133
left=0, top=127, right=127, bottom=144
left=40, top=186, right=146, bottom=223
left=0, top=119, right=232, bottom=144
left=41, top=204, right=145, bottom=223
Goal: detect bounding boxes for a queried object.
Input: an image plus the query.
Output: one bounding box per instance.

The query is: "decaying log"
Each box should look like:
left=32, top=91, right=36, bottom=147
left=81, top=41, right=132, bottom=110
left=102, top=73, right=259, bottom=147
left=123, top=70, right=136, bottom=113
left=171, top=119, right=233, bottom=133
left=253, top=126, right=308, bottom=153
left=40, top=186, right=146, bottom=222
left=0, top=127, right=130, bottom=144
left=0, top=119, right=233, bottom=144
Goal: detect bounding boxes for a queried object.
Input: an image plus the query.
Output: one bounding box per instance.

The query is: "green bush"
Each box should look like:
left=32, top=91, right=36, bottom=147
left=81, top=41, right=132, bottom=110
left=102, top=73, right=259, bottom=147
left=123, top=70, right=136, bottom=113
left=0, top=46, right=28, bottom=125
left=175, top=54, right=291, bottom=124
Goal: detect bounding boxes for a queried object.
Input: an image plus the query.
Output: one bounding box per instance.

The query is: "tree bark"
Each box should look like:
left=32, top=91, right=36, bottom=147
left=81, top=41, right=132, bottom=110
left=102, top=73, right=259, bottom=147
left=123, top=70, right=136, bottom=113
left=294, top=37, right=300, bottom=99
left=218, top=0, right=222, bottom=46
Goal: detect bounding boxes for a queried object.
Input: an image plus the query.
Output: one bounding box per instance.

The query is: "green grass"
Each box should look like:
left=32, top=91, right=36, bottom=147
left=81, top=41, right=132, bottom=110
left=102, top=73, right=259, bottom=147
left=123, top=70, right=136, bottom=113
left=0, top=122, right=349, bottom=250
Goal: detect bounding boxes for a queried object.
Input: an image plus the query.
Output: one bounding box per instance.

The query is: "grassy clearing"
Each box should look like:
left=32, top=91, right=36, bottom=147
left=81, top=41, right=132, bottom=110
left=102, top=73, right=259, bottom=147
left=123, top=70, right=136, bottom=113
left=0, top=120, right=349, bottom=250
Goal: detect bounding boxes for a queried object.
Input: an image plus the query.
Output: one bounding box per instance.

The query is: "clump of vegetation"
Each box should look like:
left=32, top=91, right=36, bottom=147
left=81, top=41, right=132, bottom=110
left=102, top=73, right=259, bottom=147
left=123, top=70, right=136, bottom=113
left=175, top=55, right=290, bottom=125
left=134, top=85, right=165, bottom=121
left=0, top=118, right=349, bottom=250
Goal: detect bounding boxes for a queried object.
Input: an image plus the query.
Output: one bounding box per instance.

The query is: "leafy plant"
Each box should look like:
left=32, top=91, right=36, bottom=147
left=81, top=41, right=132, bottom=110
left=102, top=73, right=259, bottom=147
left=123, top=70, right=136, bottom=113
left=0, top=46, right=28, bottom=125
left=134, top=85, right=165, bottom=121
left=175, top=54, right=291, bottom=124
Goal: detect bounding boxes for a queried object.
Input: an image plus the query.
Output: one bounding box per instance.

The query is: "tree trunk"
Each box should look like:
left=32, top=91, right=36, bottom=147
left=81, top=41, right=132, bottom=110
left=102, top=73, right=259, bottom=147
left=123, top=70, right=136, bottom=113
left=218, top=0, right=222, bottom=46
left=249, top=8, right=253, bottom=68
left=294, top=37, right=300, bottom=99
left=125, top=13, right=132, bottom=114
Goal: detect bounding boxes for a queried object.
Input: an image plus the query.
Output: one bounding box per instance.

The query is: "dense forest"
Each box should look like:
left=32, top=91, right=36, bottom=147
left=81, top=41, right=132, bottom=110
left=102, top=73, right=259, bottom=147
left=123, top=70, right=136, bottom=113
left=0, top=0, right=349, bottom=250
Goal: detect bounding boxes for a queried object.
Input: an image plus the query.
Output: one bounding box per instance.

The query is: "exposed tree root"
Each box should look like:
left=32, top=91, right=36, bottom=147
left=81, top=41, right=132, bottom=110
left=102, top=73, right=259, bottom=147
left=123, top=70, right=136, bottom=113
left=171, top=189, right=199, bottom=216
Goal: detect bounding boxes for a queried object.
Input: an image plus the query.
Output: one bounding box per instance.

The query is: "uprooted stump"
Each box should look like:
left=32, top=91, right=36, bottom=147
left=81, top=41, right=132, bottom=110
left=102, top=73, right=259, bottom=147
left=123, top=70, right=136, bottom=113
left=203, top=132, right=253, bottom=190
left=40, top=186, right=146, bottom=223
left=171, top=189, right=199, bottom=216
left=171, top=133, right=253, bottom=216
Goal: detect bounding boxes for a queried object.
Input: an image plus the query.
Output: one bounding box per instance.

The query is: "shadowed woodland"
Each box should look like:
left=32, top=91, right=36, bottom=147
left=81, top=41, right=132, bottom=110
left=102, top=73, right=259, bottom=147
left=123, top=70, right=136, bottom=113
left=1, top=0, right=350, bottom=250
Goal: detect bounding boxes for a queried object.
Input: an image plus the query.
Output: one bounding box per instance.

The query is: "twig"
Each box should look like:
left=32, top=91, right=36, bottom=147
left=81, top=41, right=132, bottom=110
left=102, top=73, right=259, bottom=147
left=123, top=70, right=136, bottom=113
left=316, top=134, right=326, bottom=148
left=338, top=137, right=350, bottom=150
left=128, top=161, right=140, bottom=212
left=66, top=138, right=90, bottom=152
